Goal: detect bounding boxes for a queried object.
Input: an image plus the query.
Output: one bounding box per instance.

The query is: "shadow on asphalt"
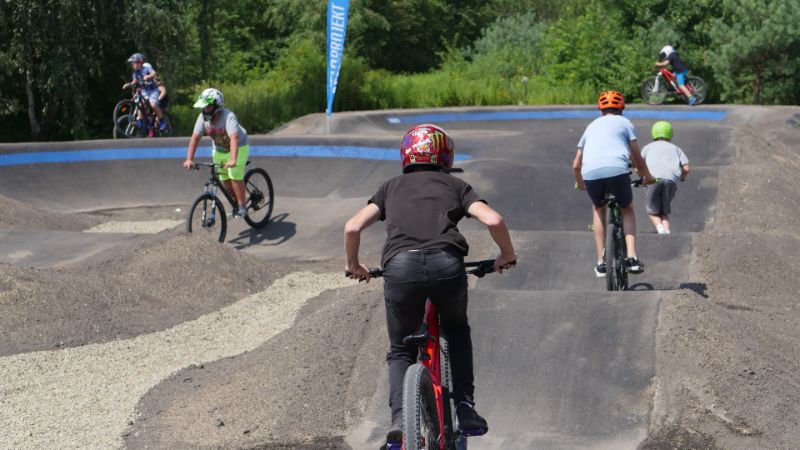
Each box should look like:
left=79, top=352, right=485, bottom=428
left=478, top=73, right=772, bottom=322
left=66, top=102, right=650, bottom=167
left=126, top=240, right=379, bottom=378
left=230, top=213, right=296, bottom=249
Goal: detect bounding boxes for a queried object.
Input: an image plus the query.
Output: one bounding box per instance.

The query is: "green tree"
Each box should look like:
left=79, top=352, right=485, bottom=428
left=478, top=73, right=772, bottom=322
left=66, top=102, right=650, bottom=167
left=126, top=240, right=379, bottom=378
left=708, top=0, right=800, bottom=104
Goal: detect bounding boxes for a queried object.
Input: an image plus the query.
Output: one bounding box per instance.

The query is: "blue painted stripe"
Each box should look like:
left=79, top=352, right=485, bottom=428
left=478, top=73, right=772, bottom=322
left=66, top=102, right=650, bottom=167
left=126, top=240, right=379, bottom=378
left=0, top=145, right=470, bottom=167
left=386, top=109, right=726, bottom=124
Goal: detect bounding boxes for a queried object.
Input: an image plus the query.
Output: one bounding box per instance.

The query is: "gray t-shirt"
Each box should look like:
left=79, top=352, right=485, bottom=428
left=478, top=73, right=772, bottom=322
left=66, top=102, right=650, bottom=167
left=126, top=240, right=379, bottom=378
left=193, top=108, right=249, bottom=153
left=641, top=140, right=688, bottom=182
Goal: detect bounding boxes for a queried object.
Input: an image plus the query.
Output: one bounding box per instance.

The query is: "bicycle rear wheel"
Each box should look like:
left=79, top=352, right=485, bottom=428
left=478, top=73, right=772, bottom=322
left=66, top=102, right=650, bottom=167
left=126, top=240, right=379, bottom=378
left=614, top=227, right=629, bottom=291
left=686, top=76, right=707, bottom=104
left=187, top=193, right=227, bottom=242
left=243, top=167, right=274, bottom=229
left=640, top=77, right=666, bottom=105
left=403, top=364, right=440, bottom=450
left=604, top=209, right=617, bottom=291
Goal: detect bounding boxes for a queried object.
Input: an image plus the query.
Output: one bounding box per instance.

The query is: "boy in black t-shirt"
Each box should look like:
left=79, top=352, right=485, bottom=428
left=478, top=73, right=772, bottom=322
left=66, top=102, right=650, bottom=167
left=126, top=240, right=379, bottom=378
left=344, top=124, right=517, bottom=448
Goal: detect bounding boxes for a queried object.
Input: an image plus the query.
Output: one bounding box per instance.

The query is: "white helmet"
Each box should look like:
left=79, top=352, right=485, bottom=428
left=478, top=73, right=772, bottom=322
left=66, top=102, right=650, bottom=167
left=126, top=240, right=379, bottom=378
left=659, top=45, right=675, bottom=59
left=193, top=88, right=224, bottom=120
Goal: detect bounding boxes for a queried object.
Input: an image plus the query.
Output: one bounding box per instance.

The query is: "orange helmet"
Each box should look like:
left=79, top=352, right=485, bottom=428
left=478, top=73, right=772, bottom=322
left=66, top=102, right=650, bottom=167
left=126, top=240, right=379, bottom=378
left=597, top=90, right=625, bottom=111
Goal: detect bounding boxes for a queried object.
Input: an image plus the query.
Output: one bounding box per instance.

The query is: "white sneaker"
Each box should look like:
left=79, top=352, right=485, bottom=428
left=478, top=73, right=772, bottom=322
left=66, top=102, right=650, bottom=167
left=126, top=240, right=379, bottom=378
left=656, top=224, right=666, bottom=234
left=232, top=206, right=247, bottom=218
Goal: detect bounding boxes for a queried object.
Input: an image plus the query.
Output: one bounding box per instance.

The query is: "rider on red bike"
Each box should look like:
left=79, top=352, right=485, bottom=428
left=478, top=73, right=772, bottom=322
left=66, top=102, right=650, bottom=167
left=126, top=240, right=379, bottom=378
left=344, top=124, right=517, bottom=448
left=655, top=45, right=698, bottom=106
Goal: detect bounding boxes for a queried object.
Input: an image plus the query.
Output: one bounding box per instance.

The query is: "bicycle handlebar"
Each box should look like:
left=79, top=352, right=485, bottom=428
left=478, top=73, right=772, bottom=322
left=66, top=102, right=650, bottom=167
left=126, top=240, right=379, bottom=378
left=345, top=259, right=505, bottom=282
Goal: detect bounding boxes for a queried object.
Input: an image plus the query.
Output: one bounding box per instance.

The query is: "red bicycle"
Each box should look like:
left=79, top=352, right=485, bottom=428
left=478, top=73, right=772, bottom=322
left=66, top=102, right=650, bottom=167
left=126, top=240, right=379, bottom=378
left=640, top=68, right=707, bottom=105
left=350, top=260, right=497, bottom=450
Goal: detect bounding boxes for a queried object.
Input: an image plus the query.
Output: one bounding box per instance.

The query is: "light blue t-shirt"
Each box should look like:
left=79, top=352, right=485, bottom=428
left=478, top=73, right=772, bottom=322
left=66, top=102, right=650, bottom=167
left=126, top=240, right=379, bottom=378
left=577, top=114, right=637, bottom=181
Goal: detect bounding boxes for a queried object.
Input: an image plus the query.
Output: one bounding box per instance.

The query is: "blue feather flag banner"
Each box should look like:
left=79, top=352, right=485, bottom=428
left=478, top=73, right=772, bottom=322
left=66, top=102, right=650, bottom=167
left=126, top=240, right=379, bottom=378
left=326, top=0, right=350, bottom=117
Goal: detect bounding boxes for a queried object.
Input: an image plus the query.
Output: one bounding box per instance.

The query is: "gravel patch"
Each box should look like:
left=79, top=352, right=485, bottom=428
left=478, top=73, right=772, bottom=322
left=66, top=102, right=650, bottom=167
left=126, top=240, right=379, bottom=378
left=84, top=220, right=185, bottom=234
left=0, top=271, right=353, bottom=450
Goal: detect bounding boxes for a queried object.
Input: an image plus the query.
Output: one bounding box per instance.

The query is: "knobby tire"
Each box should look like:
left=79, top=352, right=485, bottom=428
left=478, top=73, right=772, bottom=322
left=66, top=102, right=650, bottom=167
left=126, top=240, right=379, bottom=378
left=243, top=167, right=274, bottom=228
left=403, top=364, right=440, bottom=450
left=187, top=193, right=227, bottom=242
left=604, top=208, right=616, bottom=291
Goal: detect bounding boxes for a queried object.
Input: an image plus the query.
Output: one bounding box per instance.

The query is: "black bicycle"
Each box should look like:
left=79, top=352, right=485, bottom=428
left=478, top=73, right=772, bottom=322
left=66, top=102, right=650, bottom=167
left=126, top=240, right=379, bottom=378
left=602, top=190, right=629, bottom=291
left=113, top=82, right=173, bottom=139
left=602, top=178, right=654, bottom=291
left=186, top=162, right=274, bottom=242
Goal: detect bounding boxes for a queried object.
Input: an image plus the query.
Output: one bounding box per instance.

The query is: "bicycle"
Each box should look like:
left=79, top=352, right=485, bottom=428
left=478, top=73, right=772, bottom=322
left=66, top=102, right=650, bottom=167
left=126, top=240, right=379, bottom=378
left=600, top=178, right=655, bottom=291
left=113, top=82, right=173, bottom=139
left=640, top=68, right=707, bottom=106
left=348, top=260, right=498, bottom=450
left=186, top=162, right=274, bottom=242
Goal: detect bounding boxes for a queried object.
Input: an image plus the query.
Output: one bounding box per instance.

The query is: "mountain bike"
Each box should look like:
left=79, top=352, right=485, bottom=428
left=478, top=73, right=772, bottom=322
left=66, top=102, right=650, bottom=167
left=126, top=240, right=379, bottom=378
left=113, top=82, right=173, bottom=138
left=640, top=68, right=707, bottom=105
left=348, top=260, right=498, bottom=450
left=186, top=162, right=274, bottom=242
left=601, top=178, right=654, bottom=291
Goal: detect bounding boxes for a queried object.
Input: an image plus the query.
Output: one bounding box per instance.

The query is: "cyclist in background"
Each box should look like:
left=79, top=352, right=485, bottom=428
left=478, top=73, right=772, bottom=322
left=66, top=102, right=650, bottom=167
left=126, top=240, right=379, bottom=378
left=182, top=88, right=250, bottom=218
left=573, top=91, right=655, bottom=277
left=122, top=53, right=167, bottom=131
left=655, top=45, right=697, bottom=106
left=641, top=121, right=690, bottom=234
left=344, top=124, right=517, bottom=448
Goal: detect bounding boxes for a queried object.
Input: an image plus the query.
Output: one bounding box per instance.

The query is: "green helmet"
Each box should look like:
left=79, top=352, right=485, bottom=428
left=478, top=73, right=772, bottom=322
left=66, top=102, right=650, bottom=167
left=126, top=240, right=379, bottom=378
left=651, top=121, right=673, bottom=140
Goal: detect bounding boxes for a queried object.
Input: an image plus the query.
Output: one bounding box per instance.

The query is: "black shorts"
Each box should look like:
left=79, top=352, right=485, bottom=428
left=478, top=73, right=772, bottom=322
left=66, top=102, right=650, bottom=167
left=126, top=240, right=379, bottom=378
left=584, top=173, right=632, bottom=208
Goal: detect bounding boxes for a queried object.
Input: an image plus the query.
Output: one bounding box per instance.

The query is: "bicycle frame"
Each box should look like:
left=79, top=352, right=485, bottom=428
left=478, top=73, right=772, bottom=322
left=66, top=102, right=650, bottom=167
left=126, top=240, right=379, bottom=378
left=417, top=299, right=452, bottom=449
left=656, top=68, right=693, bottom=97
left=199, top=163, right=239, bottom=209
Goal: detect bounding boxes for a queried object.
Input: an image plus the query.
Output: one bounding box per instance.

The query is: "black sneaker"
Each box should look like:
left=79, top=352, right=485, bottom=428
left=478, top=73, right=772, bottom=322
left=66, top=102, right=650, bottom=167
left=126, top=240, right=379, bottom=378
left=456, top=401, right=488, bottom=436
left=626, top=257, right=644, bottom=274
left=384, top=417, right=402, bottom=449
left=594, top=262, right=607, bottom=278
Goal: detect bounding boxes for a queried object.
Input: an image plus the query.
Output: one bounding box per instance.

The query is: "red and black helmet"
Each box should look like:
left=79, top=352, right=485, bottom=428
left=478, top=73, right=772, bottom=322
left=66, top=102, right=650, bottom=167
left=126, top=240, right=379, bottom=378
left=400, top=124, right=455, bottom=173
left=597, top=90, right=625, bottom=111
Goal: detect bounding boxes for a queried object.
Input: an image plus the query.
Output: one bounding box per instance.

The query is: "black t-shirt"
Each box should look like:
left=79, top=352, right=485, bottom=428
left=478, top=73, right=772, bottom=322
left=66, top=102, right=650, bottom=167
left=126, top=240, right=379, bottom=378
left=667, top=52, right=687, bottom=73
left=369, top=170, right=484, bottom=266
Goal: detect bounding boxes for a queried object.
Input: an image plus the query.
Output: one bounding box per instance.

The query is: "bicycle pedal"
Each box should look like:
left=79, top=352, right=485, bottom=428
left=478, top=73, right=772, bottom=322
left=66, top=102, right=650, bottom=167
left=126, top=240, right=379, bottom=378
left=461, top=428, right=487, bottom=437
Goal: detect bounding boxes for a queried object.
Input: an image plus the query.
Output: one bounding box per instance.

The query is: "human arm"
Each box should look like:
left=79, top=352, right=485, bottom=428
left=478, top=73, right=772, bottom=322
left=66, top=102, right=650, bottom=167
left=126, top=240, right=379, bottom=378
left=344, top=203, right=382, bottom=281
left=680, top=163, right=690, bottom=181
left=628, top=140, right=655, bottom=182
left=183, top=133, right=203, bottom=169
left=654, top=59, right=669, bottom=68
left=224, top=133, right=240, bottom=168
left=572, top=148, right=585, bottom=190
left=467, top=201, right=517, bottom=272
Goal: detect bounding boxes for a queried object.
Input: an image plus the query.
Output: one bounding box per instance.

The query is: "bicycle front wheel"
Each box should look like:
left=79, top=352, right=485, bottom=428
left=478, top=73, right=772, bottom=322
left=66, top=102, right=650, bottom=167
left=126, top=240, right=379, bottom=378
left=403, top=364, right=441, bottom=450
left=243, top=167, right=274, bottom=229
left=187, top=193, right=227, bottom=242
left=113, top=99, right=135, bottom=124
left=640, top=77, right=667, bottom=105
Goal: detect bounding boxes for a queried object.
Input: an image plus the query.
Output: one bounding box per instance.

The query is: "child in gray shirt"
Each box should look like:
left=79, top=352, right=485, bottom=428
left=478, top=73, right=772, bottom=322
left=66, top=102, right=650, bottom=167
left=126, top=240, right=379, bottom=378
left=641, top=121, right=690, bottom=234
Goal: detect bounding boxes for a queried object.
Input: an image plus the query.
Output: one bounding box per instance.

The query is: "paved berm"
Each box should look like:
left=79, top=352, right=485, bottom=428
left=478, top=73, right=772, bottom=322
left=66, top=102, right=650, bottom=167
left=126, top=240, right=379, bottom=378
left=0, top=105, right=798, bottom=450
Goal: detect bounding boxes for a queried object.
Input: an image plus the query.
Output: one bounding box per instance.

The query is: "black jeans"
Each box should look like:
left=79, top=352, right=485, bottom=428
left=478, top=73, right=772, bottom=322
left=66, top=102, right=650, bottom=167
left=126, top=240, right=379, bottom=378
left=383, top=247, right=474, bottom=424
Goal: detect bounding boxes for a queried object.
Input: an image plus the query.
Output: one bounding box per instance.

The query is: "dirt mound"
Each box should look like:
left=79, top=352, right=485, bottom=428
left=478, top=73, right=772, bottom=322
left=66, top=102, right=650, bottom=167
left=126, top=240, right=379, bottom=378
left=0, top=230, right=290, bottom=357
left=0, top=193, right=102, bottom=231
left=645, top=107, right=800, bottom=449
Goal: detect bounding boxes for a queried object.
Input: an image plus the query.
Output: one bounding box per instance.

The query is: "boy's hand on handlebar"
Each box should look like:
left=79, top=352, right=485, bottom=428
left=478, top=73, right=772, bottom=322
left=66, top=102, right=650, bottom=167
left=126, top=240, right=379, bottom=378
left=345, top=264, right=371, bottom=282
left=493, top=255, right=517, bottom=273
left=574, top=182, right=585, bottom=191
left=182, top=159, right=194, bottom=170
